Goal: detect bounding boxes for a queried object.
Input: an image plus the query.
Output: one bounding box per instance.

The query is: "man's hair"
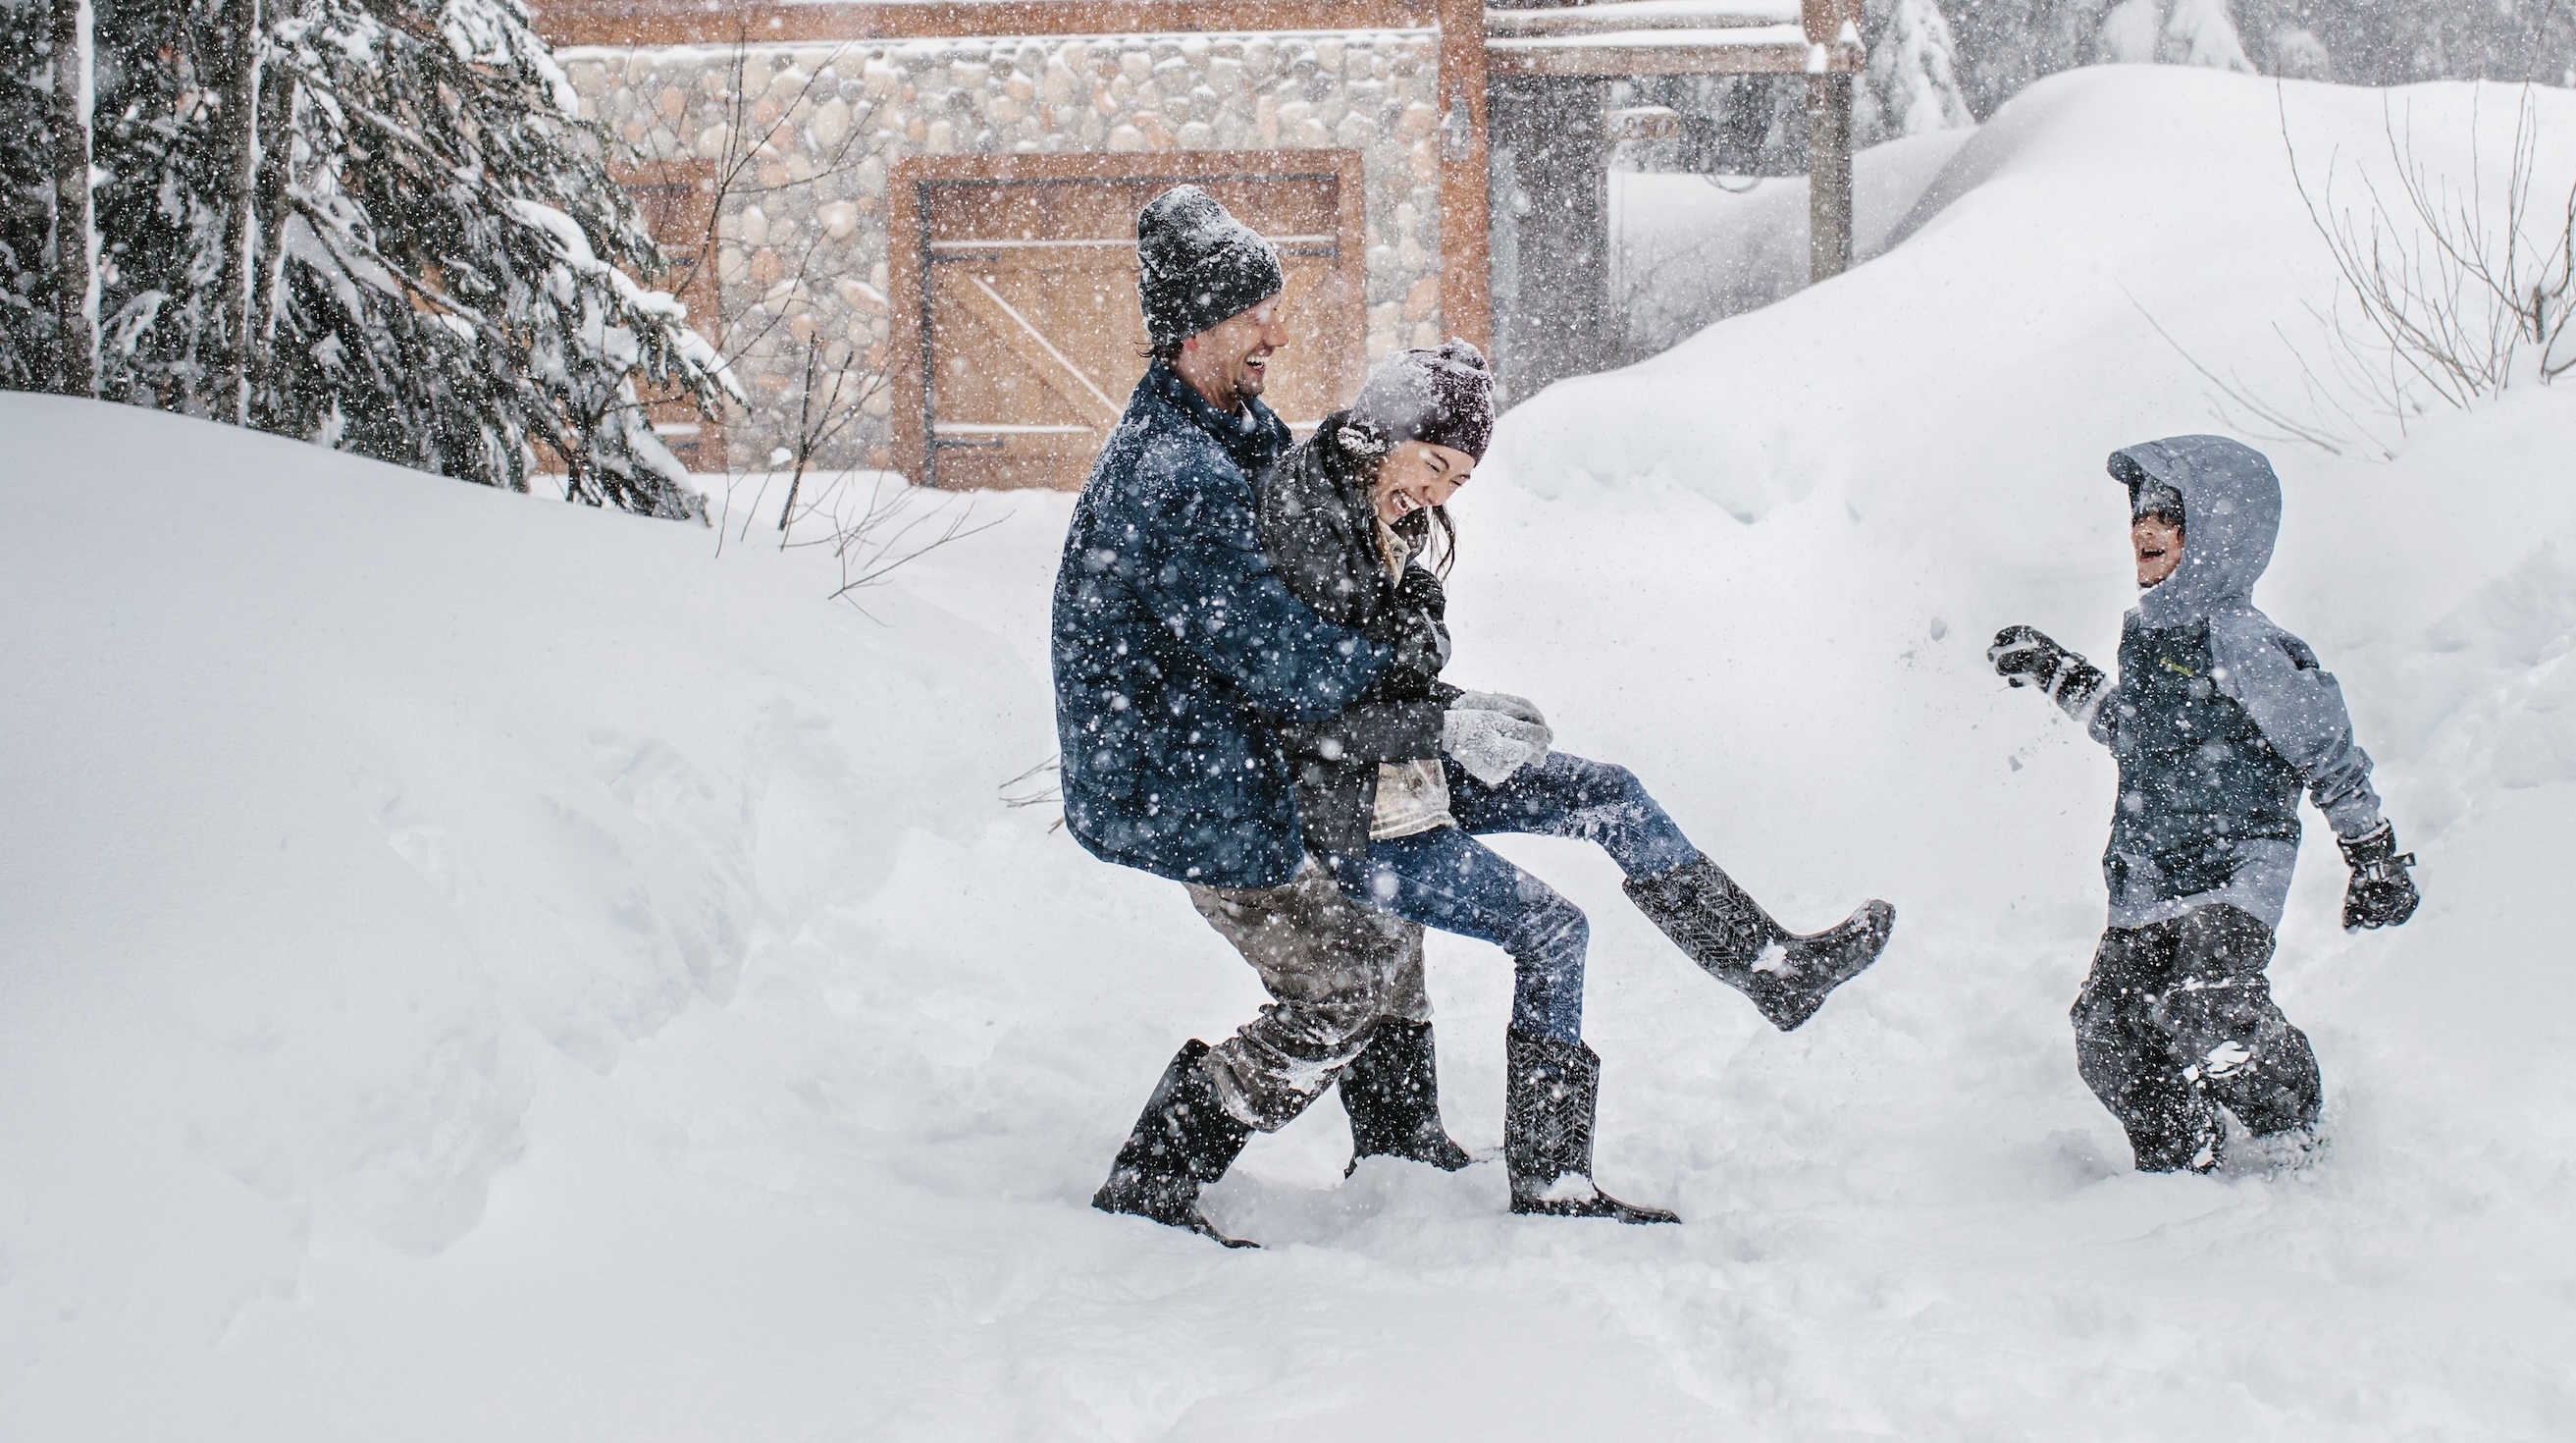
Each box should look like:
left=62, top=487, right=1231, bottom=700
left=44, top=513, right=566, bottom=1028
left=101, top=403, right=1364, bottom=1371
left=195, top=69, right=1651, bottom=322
left=1138, top=338, right=1183, bottom=366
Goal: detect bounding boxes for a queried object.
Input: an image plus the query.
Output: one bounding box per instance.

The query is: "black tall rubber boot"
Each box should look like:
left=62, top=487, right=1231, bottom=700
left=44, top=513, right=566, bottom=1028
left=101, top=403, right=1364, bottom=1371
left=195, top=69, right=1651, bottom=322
left=1340, top=1018, right=1475, bottom=1176
left=1091, top=1040, right=1259, bottom=1248
left=1502, top=1029, right=1679, bottom=1225
left=1625, top=855, right=1895, bottom=1031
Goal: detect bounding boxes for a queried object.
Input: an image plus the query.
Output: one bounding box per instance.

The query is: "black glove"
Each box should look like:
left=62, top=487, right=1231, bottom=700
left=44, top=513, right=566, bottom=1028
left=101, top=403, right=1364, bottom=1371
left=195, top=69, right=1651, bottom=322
left=1394, top=563, right=1446, bottom=620
left=1382, top=604, right=1451, bottom=691
left=2338, top=822, right=2420, bottom=931
left=1989, top=625, right=2106, bottom=711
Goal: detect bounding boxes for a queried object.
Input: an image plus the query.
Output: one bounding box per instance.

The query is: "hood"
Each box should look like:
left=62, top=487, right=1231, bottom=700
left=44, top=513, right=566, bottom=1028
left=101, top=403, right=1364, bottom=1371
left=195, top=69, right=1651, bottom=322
left=2109, top=435, right=2281, bottom=627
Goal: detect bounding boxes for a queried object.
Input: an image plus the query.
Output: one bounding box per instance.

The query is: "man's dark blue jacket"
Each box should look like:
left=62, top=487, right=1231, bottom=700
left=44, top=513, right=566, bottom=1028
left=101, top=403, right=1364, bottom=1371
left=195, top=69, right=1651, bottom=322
left=1051, top=363, right=1394, bottom=889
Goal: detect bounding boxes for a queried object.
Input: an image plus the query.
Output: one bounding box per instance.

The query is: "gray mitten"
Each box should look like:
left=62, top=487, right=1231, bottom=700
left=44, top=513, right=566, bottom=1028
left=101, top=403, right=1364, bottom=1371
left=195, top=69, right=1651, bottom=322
left=1448, top=689, right=1549, bottom=728
left=1443, top=708, right=1551, bottom=786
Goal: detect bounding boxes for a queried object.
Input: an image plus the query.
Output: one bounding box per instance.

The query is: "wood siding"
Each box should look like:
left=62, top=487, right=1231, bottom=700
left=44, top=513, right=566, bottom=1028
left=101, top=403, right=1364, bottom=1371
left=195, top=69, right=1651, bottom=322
left=889, top=151, right=1367, bottom=490
left=530, top=0, right=1435, bottom=47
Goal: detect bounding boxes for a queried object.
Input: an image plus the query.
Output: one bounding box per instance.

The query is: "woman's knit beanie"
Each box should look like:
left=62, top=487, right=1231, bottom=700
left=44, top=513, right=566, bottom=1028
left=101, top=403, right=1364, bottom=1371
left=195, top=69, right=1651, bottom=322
left=1350, top=340, right=1496, bottom=459
left=1135, top=186, right=1285, bottom=347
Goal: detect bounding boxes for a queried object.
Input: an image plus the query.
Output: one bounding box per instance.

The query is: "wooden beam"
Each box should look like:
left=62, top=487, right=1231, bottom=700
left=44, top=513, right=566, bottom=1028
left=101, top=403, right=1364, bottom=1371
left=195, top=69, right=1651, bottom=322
left=1485, top=1, right=1802, bottom=36
left=1802, top=0, right=1859, bottom=282
left=1436, top=0, right=1492, bottom=354
left=887, top=161, right=931, bottom=487
left=1807, top=73, right=1852, bottom=281
left=530, top=0, right=1436, bottom=48
left=882, top=148, right=1365, bottom=187
left=1800, top=0, right=1861, bottom=45
left=1485, top=32, right=1859, bottom=77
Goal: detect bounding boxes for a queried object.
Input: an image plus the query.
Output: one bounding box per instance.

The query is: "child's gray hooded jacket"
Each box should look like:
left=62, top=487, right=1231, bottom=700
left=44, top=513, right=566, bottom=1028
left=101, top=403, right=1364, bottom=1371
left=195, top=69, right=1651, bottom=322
left=2053, top=436, right=2383, bottom=930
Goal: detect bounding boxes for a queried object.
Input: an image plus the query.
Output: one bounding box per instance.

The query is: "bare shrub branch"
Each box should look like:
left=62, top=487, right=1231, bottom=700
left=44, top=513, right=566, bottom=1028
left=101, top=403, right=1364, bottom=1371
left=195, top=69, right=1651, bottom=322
left=787, top=471, right=1008, bottom=608
left=2142, top=80, right=2575, bottom=458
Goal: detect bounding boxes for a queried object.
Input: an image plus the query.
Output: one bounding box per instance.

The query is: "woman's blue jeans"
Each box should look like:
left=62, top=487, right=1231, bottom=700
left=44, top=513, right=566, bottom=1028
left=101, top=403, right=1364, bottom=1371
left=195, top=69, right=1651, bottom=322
left=1330, top=752, right=1699, bottom=1044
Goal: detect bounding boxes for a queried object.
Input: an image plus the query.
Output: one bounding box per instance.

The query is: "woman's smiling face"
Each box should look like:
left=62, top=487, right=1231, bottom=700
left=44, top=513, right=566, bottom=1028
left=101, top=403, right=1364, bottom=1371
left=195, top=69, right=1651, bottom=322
left=1372, top=440, right=1476, bottom=524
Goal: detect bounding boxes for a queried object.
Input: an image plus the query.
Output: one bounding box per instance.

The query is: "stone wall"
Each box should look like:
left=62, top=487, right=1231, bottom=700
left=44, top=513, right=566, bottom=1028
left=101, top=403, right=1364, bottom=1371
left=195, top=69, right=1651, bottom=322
left=561, top=30, right=1448, bottom=473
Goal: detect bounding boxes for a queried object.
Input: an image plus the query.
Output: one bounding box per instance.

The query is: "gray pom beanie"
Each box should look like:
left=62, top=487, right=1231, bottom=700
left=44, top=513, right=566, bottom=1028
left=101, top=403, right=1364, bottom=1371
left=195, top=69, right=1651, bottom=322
left=1136, top=186, right=1285, bottom=347
left=1350, top=340, right=1496, bottom=460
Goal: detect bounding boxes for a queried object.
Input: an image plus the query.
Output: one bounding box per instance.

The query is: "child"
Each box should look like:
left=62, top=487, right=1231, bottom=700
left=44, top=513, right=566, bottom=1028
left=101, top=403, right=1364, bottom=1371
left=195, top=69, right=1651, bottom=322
left=1990, top=436, right=2419, bottom=1173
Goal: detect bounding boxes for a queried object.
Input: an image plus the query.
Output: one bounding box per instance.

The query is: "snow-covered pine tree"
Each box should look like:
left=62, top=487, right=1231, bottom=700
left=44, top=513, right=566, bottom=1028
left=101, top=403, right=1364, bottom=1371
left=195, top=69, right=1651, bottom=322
left=1859, top=0, right=1976, bottom=142
left=1946, top=0, right=2108, bottom=116
left=2092, top=0, right=2161, bottom=63
left=59, top=0, right=732, bottom=516
left=2158, top=0, right=2255, bottom=71
left=256, top=0, right=735, bottom=512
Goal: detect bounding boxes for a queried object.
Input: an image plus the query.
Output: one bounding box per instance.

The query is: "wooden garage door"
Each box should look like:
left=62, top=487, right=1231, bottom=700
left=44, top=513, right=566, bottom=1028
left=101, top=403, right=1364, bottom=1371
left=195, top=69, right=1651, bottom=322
left=890, top=152, right=1368, bottom=491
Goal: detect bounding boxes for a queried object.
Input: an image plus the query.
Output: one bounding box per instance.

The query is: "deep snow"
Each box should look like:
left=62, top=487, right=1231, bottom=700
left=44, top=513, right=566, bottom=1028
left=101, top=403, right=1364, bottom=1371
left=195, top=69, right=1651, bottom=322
left=8, top=64, right=2576, bottom=1440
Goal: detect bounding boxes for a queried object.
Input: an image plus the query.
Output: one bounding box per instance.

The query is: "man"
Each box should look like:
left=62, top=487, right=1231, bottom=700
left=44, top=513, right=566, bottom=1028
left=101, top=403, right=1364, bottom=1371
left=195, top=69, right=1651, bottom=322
left=1052, top=186, right=1463, bottom=1248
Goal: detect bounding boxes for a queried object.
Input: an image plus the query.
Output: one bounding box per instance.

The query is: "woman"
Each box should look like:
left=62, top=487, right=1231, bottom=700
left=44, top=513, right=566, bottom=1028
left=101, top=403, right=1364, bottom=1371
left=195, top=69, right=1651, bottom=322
left=1258, top=342, right=1897, bottom=1226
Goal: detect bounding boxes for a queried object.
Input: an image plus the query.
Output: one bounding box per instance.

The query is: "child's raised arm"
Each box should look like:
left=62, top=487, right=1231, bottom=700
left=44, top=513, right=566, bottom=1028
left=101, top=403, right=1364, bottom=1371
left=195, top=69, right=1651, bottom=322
left=1989, top=625, right=2109, bottom=729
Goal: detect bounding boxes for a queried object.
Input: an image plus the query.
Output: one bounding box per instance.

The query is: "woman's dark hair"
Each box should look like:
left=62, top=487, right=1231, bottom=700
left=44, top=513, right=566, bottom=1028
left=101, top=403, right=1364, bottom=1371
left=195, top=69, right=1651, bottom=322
left=1391, top=500, right=1456, bottom=578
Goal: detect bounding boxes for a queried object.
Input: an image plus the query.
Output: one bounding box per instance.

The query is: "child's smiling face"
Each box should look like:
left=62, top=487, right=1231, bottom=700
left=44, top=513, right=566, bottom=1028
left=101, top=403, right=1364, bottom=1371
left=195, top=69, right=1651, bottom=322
left=2133, top=514, right=2185, bottom=588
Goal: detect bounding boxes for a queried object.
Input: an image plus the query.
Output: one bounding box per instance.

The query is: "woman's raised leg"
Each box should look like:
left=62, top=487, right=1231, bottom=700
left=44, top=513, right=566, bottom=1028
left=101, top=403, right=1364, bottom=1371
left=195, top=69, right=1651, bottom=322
left=1443, top=751, right=1697, bottom=881
left=1448, top=750, right=1894, bottom=1031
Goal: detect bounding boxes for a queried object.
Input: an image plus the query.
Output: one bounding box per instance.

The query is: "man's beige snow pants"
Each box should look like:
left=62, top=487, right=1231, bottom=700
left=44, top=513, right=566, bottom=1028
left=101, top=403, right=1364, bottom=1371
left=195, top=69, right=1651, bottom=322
left=1183, top=859, right=1431, bottom=1132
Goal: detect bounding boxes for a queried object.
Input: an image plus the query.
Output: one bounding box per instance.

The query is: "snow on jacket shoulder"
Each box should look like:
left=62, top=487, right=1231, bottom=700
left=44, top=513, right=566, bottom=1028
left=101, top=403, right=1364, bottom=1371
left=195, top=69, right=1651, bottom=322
left=1051, top=364, right=1395, bottom=889
left=2206, top=607, right=2382, bottom=835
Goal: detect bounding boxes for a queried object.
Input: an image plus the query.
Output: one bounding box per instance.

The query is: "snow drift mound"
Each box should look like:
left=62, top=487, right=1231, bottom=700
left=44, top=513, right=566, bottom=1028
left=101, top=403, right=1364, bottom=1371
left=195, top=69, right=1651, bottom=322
left=0, top=401, right=1067, bottom=1429
left=1468, top=62, right=2576, bottom=1430
left=8, top=64, right=2576, bottom=1442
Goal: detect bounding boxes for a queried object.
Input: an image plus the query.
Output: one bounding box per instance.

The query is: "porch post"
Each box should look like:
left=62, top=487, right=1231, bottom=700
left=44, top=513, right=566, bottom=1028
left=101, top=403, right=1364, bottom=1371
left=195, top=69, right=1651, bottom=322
left=1803, top=0, right=1859, bottom=283
left=1807, top=73, right=1852, bottom=282
left=1435, top=0, right=1493, bottom=354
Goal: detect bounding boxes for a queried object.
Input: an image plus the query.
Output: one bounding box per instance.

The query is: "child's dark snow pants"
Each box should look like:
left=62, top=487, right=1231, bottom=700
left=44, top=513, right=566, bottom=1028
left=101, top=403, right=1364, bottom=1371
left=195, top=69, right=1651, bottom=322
left=2072, top=903, right=2323, bottom=1170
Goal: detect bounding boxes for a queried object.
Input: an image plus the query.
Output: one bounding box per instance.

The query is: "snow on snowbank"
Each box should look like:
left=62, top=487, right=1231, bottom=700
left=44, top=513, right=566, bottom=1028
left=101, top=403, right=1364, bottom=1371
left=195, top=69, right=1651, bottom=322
left=1611, top=125, right=1974, bottom=353
left=7, top=63, right=2576, bottom=1440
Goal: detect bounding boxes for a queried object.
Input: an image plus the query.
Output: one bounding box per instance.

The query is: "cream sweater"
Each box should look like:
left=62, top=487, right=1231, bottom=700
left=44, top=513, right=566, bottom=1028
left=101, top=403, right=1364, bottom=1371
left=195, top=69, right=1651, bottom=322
left=1368, top=518, right=1454, bottom=841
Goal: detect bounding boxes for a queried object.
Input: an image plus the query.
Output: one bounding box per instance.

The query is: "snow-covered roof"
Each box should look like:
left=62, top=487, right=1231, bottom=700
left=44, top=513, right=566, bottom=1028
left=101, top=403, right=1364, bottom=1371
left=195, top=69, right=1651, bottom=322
left=1487, top=23, right=1810, bottom=51
left=1482, top=0, right=1803, bottom=37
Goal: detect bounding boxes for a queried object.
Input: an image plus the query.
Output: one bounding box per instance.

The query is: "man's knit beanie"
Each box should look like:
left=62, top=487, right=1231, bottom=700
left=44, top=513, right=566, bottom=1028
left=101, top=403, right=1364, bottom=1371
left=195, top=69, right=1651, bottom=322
left=1350, top=340, right=1496, bottom=460
left=1136, top=186, right=1284, bottom=347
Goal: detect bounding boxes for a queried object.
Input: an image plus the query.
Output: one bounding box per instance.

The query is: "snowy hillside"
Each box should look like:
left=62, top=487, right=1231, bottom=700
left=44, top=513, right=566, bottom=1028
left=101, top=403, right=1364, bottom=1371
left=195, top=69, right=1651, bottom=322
left=9, top=65, right=2576, bottom=1439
